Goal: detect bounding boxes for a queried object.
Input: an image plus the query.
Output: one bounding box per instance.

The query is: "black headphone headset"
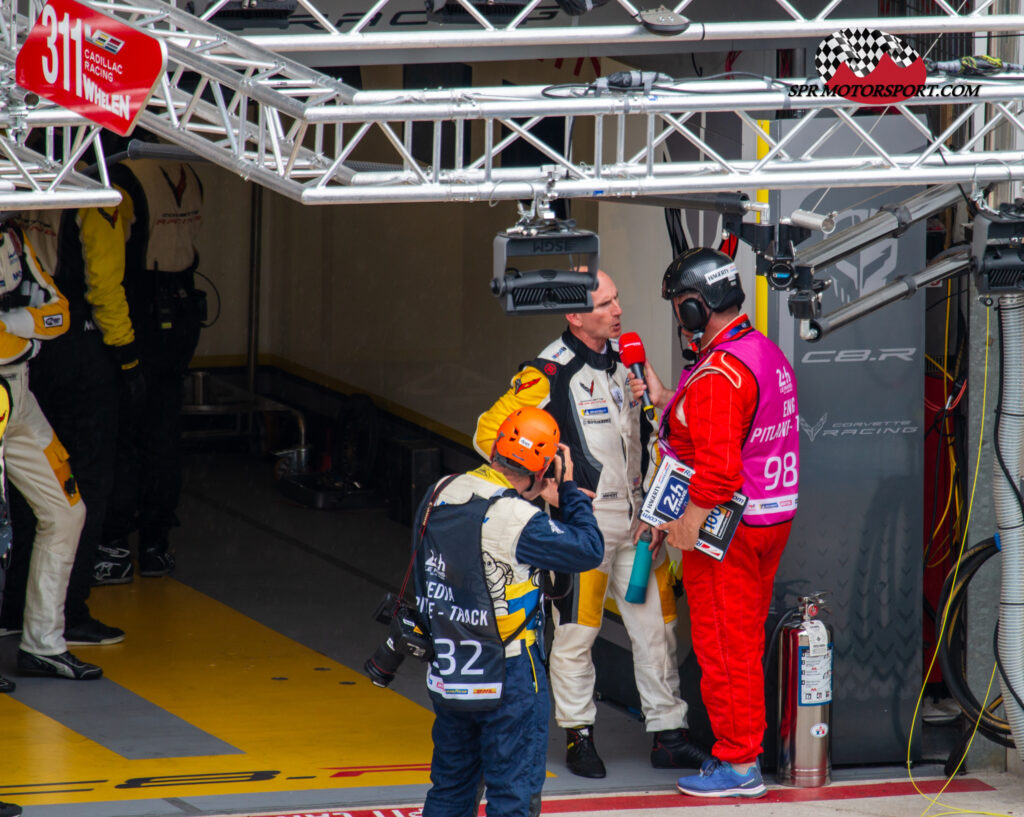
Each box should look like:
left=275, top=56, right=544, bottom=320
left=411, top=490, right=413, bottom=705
left=675, top=295, right=709, bottom=332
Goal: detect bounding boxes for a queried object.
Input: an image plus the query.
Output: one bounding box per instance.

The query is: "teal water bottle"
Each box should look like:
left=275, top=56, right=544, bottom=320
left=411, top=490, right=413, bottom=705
left=625, top=530, right=653, bottom=604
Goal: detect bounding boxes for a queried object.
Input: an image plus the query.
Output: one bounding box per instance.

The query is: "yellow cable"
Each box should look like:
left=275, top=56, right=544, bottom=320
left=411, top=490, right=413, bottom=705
left=927, top=354, right=955, bottom=382
left=926, top=284, right=957, bottom=563
left=909, top=307, right=1013, bottom=817
left=918, top=665, right=1006, bottom=817
left=930, top=468, right=956, bottom=548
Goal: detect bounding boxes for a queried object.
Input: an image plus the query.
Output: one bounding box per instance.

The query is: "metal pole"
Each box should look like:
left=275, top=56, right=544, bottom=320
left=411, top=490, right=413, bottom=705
left=247, top=183, right=263, bottom=399
left=795, top=185, right=968, bottom=274
left=240, top=14, right=1024, bottom=56
left=805, top=248, right=970, bottom=339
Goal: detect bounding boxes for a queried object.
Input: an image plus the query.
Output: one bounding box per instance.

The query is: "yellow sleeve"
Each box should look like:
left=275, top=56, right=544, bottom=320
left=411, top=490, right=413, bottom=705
left=115, top=183, right=136, bottom=242
left=0, top=332, right=32, bottom=366
left=473, top=365, right=552, bottom=461
left=0, top=378, right=8, bottom=440
left=77, top=205, right=134, bottom=349
left=0, top=235, right=69, bottom=346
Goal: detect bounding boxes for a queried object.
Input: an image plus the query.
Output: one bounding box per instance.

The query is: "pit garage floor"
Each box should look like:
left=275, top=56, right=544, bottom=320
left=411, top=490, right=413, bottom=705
left=1, top=448, right=1021, bottom=817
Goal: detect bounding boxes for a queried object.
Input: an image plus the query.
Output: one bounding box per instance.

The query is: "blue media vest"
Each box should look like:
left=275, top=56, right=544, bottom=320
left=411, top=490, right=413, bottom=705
left=414, top=490, right=515, bottom=711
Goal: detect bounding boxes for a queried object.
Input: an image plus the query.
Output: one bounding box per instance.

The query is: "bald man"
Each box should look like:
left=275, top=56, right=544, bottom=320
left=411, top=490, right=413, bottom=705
left=475, top=271, right=710, bottom=779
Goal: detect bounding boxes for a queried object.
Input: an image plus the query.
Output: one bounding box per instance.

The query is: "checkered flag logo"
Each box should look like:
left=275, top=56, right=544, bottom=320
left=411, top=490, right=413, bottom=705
left=815, top=28, right=920, bottom=82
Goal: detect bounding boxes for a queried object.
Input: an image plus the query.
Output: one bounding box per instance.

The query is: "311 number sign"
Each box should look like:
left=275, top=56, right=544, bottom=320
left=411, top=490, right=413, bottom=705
left=16, top=0, right=167, bottom=136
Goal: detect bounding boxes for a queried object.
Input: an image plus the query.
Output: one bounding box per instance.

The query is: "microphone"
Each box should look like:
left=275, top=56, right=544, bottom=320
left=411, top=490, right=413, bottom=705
left=619, top=332, right=656, bottom=421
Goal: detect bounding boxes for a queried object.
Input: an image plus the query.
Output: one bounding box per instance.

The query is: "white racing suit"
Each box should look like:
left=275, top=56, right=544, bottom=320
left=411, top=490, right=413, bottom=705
left=474, top=330, right=688, bottom=732
left=0, top=225, right=85, bottom=656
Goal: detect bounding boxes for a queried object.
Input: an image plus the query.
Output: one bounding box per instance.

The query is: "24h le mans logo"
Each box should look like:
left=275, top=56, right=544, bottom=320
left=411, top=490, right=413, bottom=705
left=814, top=28, right=926, bottom=104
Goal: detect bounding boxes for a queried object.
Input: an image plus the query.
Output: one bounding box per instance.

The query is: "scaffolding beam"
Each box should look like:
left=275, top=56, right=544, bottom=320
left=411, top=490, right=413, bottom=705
left=228, top=0, right=1021, bottom=65
left=3, top=0, right=1024, bottom=206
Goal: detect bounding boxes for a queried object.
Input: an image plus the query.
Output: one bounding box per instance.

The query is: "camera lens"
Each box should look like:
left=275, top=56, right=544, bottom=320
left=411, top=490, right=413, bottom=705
left=363, top=637, right=405, bottom=688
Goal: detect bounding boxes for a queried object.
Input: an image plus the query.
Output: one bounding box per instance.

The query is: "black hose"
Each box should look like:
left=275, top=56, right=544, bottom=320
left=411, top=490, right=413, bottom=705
left=664, top=208, right=688, bottom=258
left=934, top=537, right=1016, bottom=749
left=763, top=606, right=801, bottom=673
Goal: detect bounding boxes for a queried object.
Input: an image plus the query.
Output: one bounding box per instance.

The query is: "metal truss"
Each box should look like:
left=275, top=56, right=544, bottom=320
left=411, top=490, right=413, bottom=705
left=3, top=0, right=1024, bottom=207
left=0, top=18, right=123, bottom=210
left=0, top=133, right=121, bottom=209
left=224, top=0, right=1020, bottom=66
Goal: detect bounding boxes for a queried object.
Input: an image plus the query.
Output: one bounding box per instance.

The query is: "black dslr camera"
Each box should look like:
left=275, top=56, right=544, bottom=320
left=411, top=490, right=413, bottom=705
left=363, top=593, right=434, bottom=688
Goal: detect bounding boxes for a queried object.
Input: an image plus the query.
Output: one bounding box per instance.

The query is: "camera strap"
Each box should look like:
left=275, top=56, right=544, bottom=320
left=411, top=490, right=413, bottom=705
left=394, top=474, right=459, bottom=618
left=500, top=595, right=540, bottom=647
left=403, top=474, right=540, bottom=648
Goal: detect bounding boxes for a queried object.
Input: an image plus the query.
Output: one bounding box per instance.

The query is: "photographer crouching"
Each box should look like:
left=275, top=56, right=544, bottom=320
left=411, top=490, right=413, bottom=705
left=365, top=407, right=603, bottom=817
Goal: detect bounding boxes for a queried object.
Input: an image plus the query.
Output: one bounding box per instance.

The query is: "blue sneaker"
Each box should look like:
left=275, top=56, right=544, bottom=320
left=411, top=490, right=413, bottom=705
left=676, top=758, right=767, bottom=798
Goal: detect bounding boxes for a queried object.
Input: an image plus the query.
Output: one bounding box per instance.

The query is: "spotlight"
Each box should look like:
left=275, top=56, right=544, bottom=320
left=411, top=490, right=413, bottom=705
left=972, top=202, right=1024, bottom=294
left=492, top=226, right=599, bottom=315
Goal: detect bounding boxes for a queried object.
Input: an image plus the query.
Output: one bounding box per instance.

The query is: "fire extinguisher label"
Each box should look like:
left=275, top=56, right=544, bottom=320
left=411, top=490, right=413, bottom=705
left=799, top=644, right=833, bottom=705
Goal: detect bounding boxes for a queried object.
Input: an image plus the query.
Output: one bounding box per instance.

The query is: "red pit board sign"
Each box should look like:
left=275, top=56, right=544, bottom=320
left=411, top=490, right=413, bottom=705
left=16, top=0, right=166, bottom=136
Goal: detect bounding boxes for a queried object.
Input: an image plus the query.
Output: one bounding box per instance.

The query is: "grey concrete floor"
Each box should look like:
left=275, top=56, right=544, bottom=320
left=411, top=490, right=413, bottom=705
left=14, top=446, right=1016, bottom=817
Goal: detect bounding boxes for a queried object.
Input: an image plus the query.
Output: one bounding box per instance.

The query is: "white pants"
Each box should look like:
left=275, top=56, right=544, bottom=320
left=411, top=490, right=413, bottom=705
left=549, top=503, right=688, bottom=732
left=0, top=366, right=85, bottom=656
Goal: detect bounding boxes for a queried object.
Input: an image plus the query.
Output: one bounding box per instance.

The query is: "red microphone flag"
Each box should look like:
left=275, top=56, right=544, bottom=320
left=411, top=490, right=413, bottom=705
left=619, top=332, right=647, bottom=368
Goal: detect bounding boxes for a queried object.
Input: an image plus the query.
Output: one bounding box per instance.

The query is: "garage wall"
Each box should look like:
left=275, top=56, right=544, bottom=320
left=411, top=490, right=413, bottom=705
left=191, top=166, right=253, bottom=364
left=191, top=57, right=679, bottom=444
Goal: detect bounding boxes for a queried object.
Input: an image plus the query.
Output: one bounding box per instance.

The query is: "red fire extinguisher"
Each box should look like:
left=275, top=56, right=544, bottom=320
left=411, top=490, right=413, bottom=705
left=777, top=592, right=832, bottom=787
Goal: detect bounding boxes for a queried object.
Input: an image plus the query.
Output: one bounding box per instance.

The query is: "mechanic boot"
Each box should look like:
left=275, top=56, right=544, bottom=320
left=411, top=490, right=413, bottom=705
left=565, top=726, right=606, bottom=778
left=651, top=727, right=713, bottom=769
left=139, top=542, right=175, bottom=577
left=92, top=540, right=134, bottom=586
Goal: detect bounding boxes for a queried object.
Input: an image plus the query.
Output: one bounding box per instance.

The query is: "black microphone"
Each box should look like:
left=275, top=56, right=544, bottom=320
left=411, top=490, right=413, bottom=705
left=619, top=332, right=656, bottom=421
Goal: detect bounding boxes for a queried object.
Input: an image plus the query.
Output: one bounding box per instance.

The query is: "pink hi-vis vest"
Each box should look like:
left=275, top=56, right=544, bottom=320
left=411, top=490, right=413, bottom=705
left=661, top=327, right=799, bottom=527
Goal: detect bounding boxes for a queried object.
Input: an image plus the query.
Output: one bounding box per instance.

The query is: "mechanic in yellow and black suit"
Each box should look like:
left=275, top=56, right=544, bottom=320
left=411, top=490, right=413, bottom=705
left=0, top=377, right=14, bottom=692
left=97, top=158, right=205, bottom=581
left=0, top=221, right=98, bottom=681
left=0, top=376, right=20, bottom=817
left=475, top=270, right=710, bottom=779
left=9, top=204, right=136, bottom=646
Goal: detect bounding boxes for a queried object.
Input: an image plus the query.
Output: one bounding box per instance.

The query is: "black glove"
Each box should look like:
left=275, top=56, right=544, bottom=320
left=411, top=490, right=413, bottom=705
left=121, top=359, right=146, bottom=412
left=110, top=342, right=147, bottom=414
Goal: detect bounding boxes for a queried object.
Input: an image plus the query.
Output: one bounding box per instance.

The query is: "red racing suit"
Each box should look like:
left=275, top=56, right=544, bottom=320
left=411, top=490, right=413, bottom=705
left=661, top=313, right=798, bottom=764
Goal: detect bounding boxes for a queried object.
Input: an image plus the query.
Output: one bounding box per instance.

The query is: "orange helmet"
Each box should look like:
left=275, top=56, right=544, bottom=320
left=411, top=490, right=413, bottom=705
left=493, top=407, right=560, bottom=475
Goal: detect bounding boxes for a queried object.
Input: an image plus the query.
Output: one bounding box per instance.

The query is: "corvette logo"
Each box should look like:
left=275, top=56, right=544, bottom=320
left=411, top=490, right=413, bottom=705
left=800, top=414, right=828, bottom=442
left=579, top=380, right=595, bottom=397
left=514, top=377, right=540, bottom=395
left=161, top=166, right=189, bottom=207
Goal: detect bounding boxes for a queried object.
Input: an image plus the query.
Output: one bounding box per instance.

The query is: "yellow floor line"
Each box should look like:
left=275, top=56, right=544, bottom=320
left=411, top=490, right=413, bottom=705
left=0, top=580, right=435, bottom=805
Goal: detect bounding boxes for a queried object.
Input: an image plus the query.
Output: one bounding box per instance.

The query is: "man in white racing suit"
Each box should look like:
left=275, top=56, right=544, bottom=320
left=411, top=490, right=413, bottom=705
left=474, top=270, right=709, bottom=778
left=0, top=222, right=98, bottom=680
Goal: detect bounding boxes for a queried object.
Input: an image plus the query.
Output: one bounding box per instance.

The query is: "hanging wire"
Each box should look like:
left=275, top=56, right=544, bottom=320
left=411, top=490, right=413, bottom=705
left=906, top=307, right=1018, bottom=817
